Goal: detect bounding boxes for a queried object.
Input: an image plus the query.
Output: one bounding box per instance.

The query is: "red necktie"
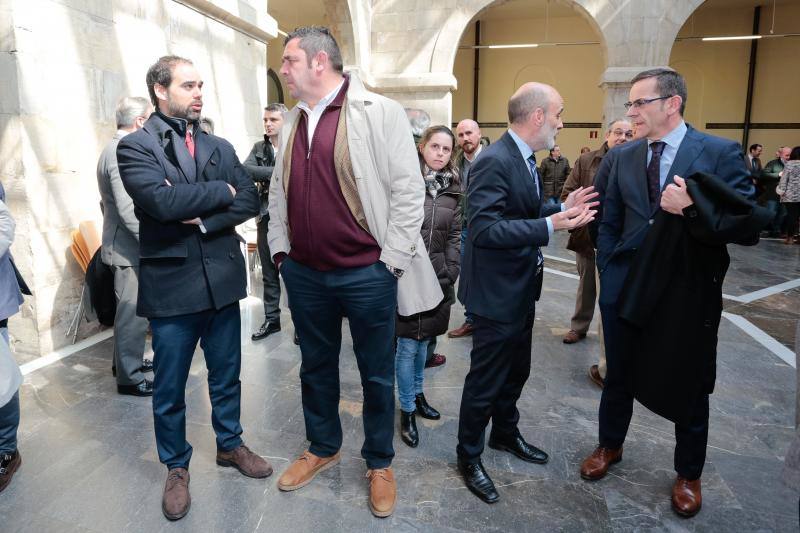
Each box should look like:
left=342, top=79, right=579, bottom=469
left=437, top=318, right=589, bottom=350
left=185, top=129, right=195, bottom=158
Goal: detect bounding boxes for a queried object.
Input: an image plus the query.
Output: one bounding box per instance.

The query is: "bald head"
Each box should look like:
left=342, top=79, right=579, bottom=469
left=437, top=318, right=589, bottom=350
left=456, top=119, right=482, bottom=156
left=508, top=82, right=564, bottom=151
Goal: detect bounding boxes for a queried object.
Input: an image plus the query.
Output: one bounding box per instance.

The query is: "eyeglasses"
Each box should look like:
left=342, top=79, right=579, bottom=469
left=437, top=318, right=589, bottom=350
left=611, top=129, right=634, bottom=138
left=623, top=95, right=674, bottom=110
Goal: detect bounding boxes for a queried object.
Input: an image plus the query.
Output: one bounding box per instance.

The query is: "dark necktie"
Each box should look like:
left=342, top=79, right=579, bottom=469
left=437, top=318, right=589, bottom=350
left=185, top=129, right=195, bottom=158
left=647, top=141, right=666, bottom=208
left=527, top=155, right=545, bottom=268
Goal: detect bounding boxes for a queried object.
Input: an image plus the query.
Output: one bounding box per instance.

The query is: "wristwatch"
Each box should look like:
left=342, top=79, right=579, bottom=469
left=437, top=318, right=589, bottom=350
left=385, top=264, right=405, bottom=279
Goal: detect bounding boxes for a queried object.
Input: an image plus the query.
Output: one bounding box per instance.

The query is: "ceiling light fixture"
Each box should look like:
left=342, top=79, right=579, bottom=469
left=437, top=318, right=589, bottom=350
left=485, top=43, right=540, bottom=49
left=702, top=35, right=762, bottom=41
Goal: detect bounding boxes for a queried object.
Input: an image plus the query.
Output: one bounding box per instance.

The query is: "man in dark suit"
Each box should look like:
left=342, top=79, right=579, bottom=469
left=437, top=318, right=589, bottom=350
left=745, top=143, right=762, bottom=177
left=97, top=96, right=154, bottom=396
left=580, top=68, right=754, bottom=518
left=456, top=82, right=598, bottom=504
left=244, top=103, right=288, bottom=341
left=117, top=56, right=271, bottom=521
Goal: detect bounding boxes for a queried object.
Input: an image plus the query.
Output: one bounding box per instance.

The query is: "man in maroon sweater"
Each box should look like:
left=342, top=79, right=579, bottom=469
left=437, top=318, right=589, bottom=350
left=267, top=27, right=442, bottom=518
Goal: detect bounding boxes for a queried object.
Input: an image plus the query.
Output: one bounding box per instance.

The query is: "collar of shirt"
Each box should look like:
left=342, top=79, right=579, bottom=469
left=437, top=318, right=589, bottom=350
left=508, top=128, right=534, bottom=170
left=648, top=120, right=687, bottom=187
left=297, top=78, right=345, bottom=142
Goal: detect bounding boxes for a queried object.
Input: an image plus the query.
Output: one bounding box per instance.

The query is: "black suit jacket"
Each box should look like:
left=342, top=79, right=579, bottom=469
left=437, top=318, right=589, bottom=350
left=458, top=131, right=560, bottom=323
left=243, top=137, right=276, bottom=217
left=117, top=113, right=259, bottom=318
left=597, top=125, right=754, bottom=306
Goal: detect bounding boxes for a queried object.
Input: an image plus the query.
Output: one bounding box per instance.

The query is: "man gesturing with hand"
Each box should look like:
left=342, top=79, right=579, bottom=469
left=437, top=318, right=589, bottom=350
left=456, top=82, right=597, bottom=504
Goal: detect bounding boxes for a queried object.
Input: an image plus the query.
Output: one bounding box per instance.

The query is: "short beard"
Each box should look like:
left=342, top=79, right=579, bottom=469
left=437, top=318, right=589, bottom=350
left=167, top=99, right=201, bottom=122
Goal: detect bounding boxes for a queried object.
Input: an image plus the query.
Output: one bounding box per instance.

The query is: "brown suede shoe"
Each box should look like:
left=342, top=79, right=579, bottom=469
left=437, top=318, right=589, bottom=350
left=216, top=444, right=273, bottom=478
left=162, top=468, right=190, bottom=521
left=0, top=450, right=21, bottom=494
left=277, top=450, right=340, bottom=491
left=580, top=446, right=623, bottom=480
left=671, top=476, right=702, bottom=517
left=563, top=329, right=587, bottom=344
left=447, top=322, right=475, bottom=338
left=588, top=365, right=604, bottom=388
left=366, top=467, right=397, bottom=518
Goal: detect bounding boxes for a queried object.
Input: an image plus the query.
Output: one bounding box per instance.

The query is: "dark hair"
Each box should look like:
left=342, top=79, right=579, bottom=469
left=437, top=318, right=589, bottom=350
left=417, top=125, right=460, bottom=184
left=790, top=146, right=800, bottom=161
left=285, top=26, right=343, bottom=73
left=146, top=55, right=193, bottom=107
left=631, top=68, right=687, bottom=115
left=549, top=145, right=560, bottom=155
left=264, top=103, right=288, bottom=114
left=749, top=143, right=762, bottom=152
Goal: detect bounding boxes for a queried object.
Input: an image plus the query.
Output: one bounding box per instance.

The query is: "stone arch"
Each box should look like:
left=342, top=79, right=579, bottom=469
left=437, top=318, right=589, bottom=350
left=429, top=0, right=609, bottom=79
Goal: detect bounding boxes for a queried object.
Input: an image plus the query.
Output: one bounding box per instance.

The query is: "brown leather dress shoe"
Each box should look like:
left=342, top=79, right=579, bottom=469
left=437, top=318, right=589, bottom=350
left=588, top=365, right=604, bottom=388
left=366, top=467, right=397, bottom=518
left=580, top=446, right=623, bottom=480
left=563, top=330, right=587, bottom=344
left=162, top=468, right=190, bottom=521
left=671, top=476, right=702, bottom=517
left=277, top=450, right=340, bottom=491
left=216, top=444, right=273, bottom=478
left=447, top=322, right=475, bottom=338
left=0, top=450, right=21, bottom=494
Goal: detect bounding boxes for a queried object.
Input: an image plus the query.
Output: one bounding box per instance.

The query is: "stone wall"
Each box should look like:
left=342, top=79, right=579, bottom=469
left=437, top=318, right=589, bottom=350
left=1, top=0, right=274, bottom=359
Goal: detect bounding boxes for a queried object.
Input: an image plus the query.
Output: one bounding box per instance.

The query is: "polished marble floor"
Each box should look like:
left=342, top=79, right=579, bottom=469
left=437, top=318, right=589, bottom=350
left=2, top=233, right=799, bottom=532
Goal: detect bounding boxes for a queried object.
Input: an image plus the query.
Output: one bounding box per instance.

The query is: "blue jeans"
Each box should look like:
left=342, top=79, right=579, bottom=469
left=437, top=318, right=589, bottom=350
left=282, top=258, right=398, bottom=469
left=0, top=327, right=20, bottom=454
left=765, top=199, right=785, bottom=234
left=150, top=303, right=244, bottom=470
left=545, top=195, right=559, bottom=206
left=396, top=337, right=430, bottom=412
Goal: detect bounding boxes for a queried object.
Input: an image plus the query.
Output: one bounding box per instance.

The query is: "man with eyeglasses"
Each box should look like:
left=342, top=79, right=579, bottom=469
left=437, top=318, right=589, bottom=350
left=559, top=120, right=633, bottom=381
left=579, top=68, right=754, bottom=518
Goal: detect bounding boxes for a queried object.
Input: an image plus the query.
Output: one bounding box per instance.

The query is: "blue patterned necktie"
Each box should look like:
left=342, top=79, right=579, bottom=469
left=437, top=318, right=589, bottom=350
left=647, top=141, right=666, bottom=209
left=527, top=155, right=545, bottom=268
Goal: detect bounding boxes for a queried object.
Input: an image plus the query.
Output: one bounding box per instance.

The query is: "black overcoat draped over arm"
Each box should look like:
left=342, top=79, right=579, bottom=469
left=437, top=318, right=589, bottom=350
left=616, top=172, right=772, bottom=426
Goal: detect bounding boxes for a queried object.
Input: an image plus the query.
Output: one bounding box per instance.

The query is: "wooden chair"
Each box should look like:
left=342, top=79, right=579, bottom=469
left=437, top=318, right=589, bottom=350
left=66, top=220, right=101, bottom=343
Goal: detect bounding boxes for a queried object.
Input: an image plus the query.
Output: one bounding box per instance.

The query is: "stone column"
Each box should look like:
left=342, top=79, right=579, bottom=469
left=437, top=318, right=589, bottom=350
left=368, top=73, right=458, bottom=128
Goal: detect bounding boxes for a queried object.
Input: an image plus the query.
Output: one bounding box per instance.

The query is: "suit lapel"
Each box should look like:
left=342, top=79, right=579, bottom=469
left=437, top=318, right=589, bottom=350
left=144, top=118, right=196, bottom=183
left=626, top=140, right=651, bottom=218
left=664, top=126, right=703, bottom=188
left=194, top=131, right=217, bottom=180
left=501, top=133, right=538, bottom=211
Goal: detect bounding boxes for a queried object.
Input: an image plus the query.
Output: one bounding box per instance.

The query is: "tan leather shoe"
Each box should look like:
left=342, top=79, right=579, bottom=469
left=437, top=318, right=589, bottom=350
left=366, top=467, right=396, bottom=518
left=671, top=476, right=702, bottom=517
left=216, top=444, right=273, bottom=478
left=588, top=365, right=604, bottom=388
left=580, top=446, right=622, bottom=480
left=277, top=450, right=340, bottom=491
left=162, top=468, right=191, bottom=521
left=563, top=330, right=586, bottom=344
left=447, top=322, right=475, bottom=338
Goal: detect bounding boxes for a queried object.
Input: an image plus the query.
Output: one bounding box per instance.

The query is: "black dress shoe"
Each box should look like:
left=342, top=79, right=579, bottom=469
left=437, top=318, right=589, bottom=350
left=400, top=410, right=418, bottom=447
left=112, top=359, right=154, bottom=377
left=251, top=321, right=281, bottom=341
left=117, top=378, right=154, bottom=397
left=458, top=460, right=499, bottom=504
left=488, top=434, right=548, bottom=464
left=414, top=393, right=440, bottom=420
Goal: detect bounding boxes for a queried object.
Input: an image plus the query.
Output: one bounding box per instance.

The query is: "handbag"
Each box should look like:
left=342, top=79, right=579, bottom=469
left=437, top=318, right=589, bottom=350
left=0, top=335, right=22, bottom=407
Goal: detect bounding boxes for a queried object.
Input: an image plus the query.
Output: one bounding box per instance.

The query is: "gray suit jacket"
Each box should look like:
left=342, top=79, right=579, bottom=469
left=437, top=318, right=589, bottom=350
left=98, top=132, right=139, bottom=267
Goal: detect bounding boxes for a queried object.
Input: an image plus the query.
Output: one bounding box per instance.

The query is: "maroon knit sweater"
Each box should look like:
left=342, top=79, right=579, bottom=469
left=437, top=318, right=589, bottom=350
left=284, top=78, right=381, bottom=271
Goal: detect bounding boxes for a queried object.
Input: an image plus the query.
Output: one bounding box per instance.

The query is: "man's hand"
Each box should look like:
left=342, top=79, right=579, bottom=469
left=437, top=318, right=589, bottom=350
left=660, top=176, right=693, bottom=215
left=227, top=183, right=237, bottom=198
left=181, top=218, right=202, bottom=225
left=550, top=205, right=596, bottom=231
left=563, top=185, right=599, bottom=210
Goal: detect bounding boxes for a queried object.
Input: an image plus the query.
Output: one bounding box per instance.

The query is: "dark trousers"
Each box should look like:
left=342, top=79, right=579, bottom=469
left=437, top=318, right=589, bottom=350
left=256, top=217, right=281, bottom=323
left=457, top=310, right=535, bottom=464
left=785, top=202, right=800, bottom=237
left=281, top=258, right=397, bottom=469
left=0, top=326, right=18, bottom=454
left=598, top=299, right=709, bottom=480
left=112, top=265, right=148, bottom=386
left=150, top=303, right=244, bottom=470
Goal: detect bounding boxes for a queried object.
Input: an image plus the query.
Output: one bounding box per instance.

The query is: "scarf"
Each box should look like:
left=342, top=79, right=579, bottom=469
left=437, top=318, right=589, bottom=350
left=423, top=167, right=454, bottom=198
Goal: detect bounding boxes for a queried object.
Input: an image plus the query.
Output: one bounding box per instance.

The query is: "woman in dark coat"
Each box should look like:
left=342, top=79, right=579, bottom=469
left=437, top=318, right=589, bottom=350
left=395, top=126, right=462, bottom=448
